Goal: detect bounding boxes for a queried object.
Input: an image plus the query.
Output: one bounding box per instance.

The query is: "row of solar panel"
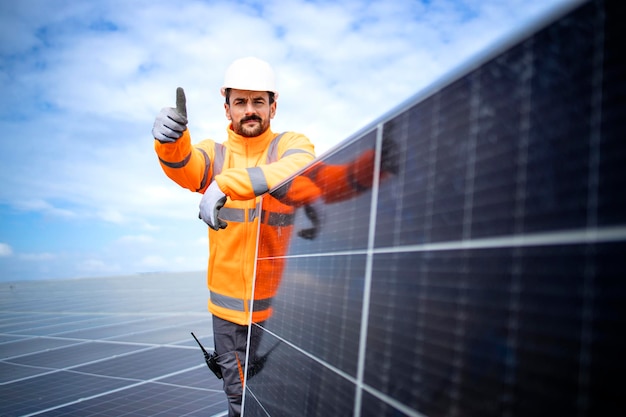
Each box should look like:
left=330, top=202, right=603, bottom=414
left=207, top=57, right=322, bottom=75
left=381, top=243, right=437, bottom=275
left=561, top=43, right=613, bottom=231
left=0, top=273, right=229, bottom=416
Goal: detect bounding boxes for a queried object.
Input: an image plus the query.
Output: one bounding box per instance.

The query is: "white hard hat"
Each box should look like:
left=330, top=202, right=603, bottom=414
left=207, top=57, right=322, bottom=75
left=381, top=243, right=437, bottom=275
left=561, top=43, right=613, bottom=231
left=220, top=57, right=278, bottom=99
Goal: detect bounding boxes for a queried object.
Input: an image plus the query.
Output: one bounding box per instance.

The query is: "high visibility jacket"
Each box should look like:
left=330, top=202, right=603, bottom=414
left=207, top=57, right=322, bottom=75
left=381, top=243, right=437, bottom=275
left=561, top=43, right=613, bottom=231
left=155, top=125, right=315, bottom=325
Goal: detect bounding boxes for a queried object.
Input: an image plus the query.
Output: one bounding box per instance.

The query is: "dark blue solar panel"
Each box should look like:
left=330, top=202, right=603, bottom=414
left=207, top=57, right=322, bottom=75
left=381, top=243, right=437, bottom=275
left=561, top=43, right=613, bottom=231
left=0, top=272, right=228, bottom=416
left=257, top=254, right=366, bottom=375
left=246, top=1, right=626, bottom=416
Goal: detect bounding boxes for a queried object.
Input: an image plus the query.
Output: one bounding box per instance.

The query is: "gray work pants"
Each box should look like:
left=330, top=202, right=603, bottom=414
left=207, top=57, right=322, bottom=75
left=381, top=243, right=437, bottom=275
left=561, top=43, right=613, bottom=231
left=212, top=315, right=264, bottom=417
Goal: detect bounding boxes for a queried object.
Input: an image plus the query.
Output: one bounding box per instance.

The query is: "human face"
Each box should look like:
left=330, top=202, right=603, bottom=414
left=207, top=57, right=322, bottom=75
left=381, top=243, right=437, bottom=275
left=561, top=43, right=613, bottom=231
left=225, top=89, right=276, bottom=138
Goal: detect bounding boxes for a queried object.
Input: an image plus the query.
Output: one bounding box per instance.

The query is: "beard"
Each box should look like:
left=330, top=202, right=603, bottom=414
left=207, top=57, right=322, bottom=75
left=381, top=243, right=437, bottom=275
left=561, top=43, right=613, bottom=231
left=233, top=115, right=270, bottom=138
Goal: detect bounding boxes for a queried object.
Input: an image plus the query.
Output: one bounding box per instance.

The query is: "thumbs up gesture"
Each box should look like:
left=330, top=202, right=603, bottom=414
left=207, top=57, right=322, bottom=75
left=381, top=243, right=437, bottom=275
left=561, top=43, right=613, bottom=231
left=152, top=87, right=188, bottom=143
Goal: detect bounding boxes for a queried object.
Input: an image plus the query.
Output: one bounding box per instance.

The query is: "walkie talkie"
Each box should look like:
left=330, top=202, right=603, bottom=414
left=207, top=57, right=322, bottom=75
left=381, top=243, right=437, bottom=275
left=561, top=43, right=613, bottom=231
left=191, top=332, right=223, bottom=379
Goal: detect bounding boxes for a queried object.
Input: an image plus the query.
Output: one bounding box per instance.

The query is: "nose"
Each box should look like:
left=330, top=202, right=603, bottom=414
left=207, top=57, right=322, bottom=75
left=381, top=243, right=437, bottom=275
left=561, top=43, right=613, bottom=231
left=244, top=101, right=256, bottom=115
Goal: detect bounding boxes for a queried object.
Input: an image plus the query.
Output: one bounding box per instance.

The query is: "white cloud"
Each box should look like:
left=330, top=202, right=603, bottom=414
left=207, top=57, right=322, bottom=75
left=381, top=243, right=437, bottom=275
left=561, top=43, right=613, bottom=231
left=97, top=209, right=127, bottom=224
left=19, top=252, right=57, bottom=262
left=76, top=258, right=119, bottom=274
left=0, top=243, right=13, bottom=257
left=13, top=199, right=77, bottom=219
left=117, top=234, right=155, bottom=244
left=138, top=255, right=168, bottom=268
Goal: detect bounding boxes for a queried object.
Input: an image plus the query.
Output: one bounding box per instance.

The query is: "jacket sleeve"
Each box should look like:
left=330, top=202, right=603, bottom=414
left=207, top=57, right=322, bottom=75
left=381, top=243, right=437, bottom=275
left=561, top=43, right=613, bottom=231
left=154, top=129, right=215, bottom=193
left=216, top=132, right=315, bottom=201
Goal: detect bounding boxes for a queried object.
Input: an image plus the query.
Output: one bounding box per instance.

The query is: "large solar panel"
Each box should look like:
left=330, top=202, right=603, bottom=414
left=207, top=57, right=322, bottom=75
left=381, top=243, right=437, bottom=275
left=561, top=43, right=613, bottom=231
left=0, top=272, right=229, bottom=416
left=246, top=0, right=625, bottom=416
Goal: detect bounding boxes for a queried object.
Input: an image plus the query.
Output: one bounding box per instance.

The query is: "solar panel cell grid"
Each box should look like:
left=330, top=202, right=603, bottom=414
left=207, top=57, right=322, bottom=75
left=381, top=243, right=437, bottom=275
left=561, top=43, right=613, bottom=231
left=0, top=272, right=228, bottom=416
left=243, top=331, right=357, bottom=417
left=258, top=254, right=366, bottom=375
left=246, top=1, right=625, bottom=416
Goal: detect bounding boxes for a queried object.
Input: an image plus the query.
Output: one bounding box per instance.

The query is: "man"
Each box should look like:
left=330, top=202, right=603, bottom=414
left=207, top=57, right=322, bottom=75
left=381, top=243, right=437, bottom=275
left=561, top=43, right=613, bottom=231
left=151, top=57, right=315, bottom=417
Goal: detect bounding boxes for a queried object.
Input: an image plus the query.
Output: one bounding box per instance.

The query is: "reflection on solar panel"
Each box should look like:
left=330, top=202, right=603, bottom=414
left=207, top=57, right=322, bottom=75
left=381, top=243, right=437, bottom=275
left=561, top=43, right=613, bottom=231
left=0, top=272, right=229, bottom=416
left=246, top=0, right=625, bottom=416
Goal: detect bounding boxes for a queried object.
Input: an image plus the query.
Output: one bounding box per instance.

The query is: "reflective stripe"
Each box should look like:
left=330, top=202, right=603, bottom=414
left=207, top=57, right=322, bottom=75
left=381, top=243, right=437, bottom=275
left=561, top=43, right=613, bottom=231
left=196, top=148, right=211, bottom=192
left=212, top=143, right=226, bottom=182
left=265, top=132, right=286, bottom=164
left=261, top=211, right=295, bottom=226
left=159, top=152, right=191, bottom=168
left=219, top=207, right=246, bottom=222
left=210, top=206, right=293, bottom=225
left=252, top=298, right=272, bottom=312
left=247, top=167, right=269, bottom=196
left=282, top=148, right=314, bottom=158
left=211, top=291, right=245, bottom=311
left=210, top=291, right=272, bottom=312
left=265, top=132, right=314, bottom=164
left=249, top=206, right=259, bottom=221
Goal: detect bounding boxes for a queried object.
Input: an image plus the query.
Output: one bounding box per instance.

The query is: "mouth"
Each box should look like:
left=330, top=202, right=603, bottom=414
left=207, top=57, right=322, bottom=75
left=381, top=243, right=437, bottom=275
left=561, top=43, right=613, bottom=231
left=242, top=117, right=261, bottom=125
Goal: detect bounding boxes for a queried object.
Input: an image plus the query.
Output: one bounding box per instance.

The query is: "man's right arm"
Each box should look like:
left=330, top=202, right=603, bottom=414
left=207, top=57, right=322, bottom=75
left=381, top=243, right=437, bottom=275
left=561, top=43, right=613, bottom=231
left=154, top=130, right=215, bottom=193
left=152, top=87, right=214, bottom=193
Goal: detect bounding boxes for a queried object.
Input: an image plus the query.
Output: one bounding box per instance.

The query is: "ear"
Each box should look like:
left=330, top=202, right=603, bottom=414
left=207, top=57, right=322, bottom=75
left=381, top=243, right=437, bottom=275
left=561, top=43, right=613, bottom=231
left=270, top=101, right=277, bottom=119
left=224, top=103, right=232, bottom=120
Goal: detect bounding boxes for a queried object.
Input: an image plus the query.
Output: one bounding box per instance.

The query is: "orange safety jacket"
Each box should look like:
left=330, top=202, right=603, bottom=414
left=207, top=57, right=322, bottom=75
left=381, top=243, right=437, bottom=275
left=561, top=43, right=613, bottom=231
left=155, top=125, right=315, bottom=325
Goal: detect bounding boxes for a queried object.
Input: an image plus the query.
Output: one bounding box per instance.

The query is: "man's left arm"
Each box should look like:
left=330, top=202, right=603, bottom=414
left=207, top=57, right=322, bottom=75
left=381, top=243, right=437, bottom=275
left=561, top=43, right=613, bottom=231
left=216, top=132, right=315, bottom=200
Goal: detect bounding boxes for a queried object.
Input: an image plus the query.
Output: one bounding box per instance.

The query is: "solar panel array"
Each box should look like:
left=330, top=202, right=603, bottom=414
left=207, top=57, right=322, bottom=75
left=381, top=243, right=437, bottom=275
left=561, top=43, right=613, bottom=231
left=245, top=0, right=625, bottom=416
left=0, top=272, right=228, bottom=416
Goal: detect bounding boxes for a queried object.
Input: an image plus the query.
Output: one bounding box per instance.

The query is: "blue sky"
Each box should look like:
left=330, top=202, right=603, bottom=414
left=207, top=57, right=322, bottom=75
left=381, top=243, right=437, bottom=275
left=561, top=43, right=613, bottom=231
left=0, top=0, right=576, bottom=282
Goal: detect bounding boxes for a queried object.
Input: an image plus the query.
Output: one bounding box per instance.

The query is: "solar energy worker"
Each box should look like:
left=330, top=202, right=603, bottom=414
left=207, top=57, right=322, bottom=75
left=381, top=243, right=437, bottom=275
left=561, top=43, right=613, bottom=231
left=151, top=57, right=316, bottom=417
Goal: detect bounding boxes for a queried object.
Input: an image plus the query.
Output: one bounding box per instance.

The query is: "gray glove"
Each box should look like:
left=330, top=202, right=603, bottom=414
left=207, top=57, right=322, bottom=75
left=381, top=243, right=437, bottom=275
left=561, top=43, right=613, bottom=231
left=152, top=87, right=188, bottom=143
left=199, top=181, right=228, bottom=231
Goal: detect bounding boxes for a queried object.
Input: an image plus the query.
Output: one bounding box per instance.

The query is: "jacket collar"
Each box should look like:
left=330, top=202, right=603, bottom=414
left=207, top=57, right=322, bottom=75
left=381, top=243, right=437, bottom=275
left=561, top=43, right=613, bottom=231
left=226, top=124, right=275, bottom=155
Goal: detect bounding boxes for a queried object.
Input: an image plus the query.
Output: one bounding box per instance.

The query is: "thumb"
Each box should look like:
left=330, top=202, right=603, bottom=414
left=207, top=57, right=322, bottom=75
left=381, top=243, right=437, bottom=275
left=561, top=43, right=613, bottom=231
left=176, top=87, right=187, bottom=118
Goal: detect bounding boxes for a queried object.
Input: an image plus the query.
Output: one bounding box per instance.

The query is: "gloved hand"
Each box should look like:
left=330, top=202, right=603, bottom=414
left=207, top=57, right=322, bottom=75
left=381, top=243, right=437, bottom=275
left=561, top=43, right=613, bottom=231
left=297, top=197, right=324, bottom=240
left=381, top=136, right=400, bottom=175
left=152, top=87, right=188, bottom=143
left=199, top=181, right=228, bottom=230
